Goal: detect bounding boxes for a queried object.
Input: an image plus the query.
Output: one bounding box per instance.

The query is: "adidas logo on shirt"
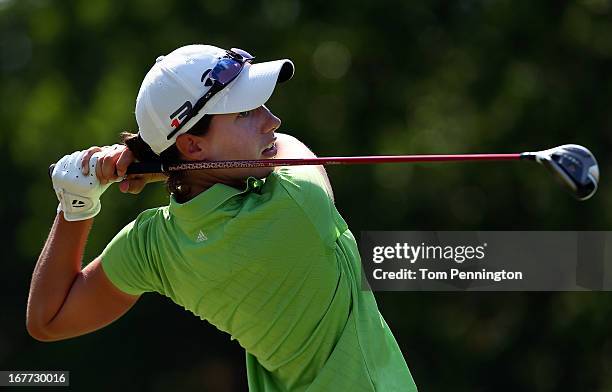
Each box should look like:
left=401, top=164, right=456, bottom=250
left=196, top=230, right=208, bottom=242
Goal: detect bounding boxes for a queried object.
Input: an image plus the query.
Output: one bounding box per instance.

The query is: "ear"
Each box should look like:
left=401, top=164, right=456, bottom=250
left=175, top=133, right=209, bottom=160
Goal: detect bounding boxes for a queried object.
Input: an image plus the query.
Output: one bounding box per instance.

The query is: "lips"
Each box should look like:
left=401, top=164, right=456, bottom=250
left=261, top=138, right=277, bottom=158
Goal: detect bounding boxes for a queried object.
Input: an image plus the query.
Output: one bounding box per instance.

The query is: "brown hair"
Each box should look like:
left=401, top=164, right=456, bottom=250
left=120, top=114, right=213, bottom=202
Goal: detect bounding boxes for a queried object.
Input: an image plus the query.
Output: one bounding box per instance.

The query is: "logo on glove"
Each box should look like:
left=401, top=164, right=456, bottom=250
left=71, top=199, right=86, bottom=208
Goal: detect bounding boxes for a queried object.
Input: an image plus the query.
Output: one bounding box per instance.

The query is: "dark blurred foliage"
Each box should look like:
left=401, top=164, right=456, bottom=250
left=1, top=0, right=612, bottom=391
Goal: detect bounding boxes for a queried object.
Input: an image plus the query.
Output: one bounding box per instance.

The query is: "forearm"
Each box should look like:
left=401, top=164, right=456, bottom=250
left=27, top=212, right=93, bottom=334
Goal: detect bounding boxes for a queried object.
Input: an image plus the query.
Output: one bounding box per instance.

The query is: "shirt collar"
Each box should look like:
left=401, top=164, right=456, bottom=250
left=168, top=176, right=265, bottom=220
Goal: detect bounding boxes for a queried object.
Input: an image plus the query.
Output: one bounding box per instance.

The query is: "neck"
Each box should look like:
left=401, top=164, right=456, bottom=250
left=172, top=171, right=246, bottom=203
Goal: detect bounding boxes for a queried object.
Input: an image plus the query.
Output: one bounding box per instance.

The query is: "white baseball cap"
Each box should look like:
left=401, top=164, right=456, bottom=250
left=135, top=44, right=295, bottom=154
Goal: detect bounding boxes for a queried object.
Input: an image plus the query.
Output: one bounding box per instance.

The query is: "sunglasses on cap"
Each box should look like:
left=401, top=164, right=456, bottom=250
left=166, top=48, right=254, bottom=140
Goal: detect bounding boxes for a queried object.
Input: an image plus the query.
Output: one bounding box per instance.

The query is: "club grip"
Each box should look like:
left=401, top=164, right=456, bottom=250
left=48, top=161, right=163, bottom=179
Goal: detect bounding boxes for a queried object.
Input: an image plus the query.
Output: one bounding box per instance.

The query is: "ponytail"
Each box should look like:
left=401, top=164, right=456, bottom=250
left=120, top=132, right=160, bottom=162
left=120, top=114, right=213, bottom=203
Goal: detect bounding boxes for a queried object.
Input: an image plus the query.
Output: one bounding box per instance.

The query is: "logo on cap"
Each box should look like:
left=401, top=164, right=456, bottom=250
left=168, top=68, right=213, bottom=131
left=169, top=101, right=193, bottom=129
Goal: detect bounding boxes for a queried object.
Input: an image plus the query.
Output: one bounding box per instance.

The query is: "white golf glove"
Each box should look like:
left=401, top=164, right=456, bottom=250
left=52, top=150, right=119, bottom=221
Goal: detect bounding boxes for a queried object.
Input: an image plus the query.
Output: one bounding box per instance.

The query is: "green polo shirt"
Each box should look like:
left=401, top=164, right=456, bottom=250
left=101, top=165, right=417, bottom=391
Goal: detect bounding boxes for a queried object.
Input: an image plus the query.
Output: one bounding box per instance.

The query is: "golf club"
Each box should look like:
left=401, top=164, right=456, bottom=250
left=49, top=144, right=600, bottom=201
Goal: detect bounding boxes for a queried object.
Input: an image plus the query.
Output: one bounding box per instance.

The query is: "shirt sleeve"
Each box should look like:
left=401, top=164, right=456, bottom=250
left=100, top=212, right=162, bottom=296
left=275, top=165, right=333, bottom=202
left=272, top=165, right=341, bottom=247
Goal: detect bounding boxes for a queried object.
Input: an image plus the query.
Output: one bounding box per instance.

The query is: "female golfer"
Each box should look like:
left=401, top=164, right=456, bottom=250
left=27, top=45, right=417, bottom=391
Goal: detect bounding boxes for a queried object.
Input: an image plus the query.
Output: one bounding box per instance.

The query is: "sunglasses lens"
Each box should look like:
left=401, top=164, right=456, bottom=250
left=211, top=58, right=242, bottom=84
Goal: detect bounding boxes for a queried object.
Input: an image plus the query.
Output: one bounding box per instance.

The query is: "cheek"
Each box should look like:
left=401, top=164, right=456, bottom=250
left=208, top=135, right=246, bottom=159
left=220, top=131, right=259, bottom=159
left=206, top=121, right=261, bottom=160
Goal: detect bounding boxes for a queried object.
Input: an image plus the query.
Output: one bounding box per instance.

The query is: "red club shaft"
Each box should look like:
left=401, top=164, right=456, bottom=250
left=146, top=153, right=523, bottom=173
left=261, top=154, right=522, bottom=166
left=50, top=153, right=525, bottom=177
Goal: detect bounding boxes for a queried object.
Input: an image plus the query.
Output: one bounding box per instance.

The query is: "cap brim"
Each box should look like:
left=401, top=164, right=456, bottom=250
left=203, top=59, right=294, bottom=115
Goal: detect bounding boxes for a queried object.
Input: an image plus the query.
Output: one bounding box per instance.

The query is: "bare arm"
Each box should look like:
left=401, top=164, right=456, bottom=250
left=26, top=213, right=139, bottom=342
left=275, top=133, right=335, bottom=202
left=27, top=145, right=147, bottom=342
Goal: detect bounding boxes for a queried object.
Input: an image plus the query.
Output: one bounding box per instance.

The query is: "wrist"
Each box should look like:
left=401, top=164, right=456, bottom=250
left=55, top=189, right=102, bottom=221
left=57, top=210, right=94, bottom=224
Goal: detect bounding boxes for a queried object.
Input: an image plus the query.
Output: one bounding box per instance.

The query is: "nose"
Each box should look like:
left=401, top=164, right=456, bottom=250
left=260, top=106, right=281, bottom=134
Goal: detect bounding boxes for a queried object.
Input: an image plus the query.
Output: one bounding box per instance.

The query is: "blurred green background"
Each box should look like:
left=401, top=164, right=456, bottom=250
left=2, top=0, right=612, bottom=391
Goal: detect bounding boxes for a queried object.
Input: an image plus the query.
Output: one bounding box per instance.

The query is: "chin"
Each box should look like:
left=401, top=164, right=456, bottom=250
left=236, top=167, right=274, bottom=181
left=255, top=167, right=274, bottom=178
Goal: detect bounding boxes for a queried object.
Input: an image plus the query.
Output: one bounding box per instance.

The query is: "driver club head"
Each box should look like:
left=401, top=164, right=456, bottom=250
left=522, top=144, right=599, bottom=201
